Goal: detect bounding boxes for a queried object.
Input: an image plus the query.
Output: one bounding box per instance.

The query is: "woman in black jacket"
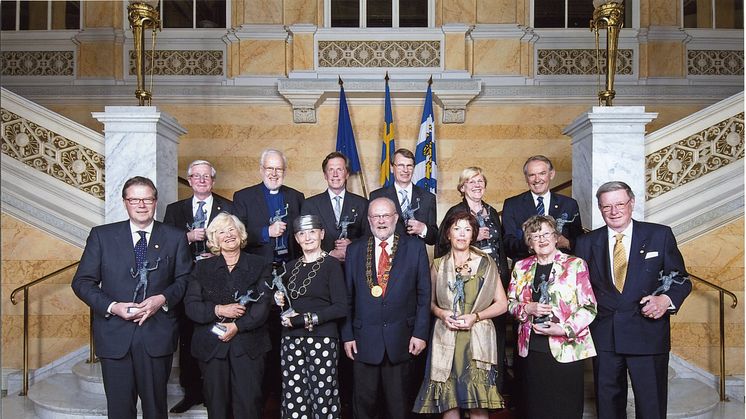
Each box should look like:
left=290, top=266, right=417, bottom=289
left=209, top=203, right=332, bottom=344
left=185, top=212, right=272, bottom=419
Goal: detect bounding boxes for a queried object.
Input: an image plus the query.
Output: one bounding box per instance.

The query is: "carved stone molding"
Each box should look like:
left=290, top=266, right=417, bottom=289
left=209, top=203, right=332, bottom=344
left=318, top=40, right=440, bottom=68
left=1, top=108, right=105, bottom=199
left=646, top=112, right=744, bottom=199
left=1, top=51, right=75, bottom=76
left=688, top=50, right=744, bottom=76
left=128, top=50, right=224, bottom=76
left=537, top=49, right=634, bottom=76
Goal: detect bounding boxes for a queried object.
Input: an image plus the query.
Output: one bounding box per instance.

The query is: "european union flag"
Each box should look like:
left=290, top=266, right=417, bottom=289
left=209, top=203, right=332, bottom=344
left=336, top=84, right=361, bottom=173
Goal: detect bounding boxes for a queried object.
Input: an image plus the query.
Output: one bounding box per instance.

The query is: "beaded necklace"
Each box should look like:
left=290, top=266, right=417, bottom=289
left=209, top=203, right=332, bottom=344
left=286, top=252, right=326, bottom=300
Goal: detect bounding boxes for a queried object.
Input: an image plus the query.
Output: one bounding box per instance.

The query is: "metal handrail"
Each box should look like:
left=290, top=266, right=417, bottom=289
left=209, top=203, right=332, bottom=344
left=9, top=261, right=97, bottom=396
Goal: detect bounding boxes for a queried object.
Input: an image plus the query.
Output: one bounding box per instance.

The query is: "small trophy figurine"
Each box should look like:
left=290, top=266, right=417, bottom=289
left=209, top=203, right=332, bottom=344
left=211, top=288, right=265, bottom=337
left=338, top=210, right=358, bottom=240
left=266, top=263, right=296, bottom=317
left=448, top=276, right=466, bottom=324
left=270, top=203, right=289, bottom=255
left=652, top=270, right=689, bottom=296
left=402, top=197, right=421, bottom=226
left=555, top=212, right=578, bottom=234
left=128, top=258, right=161, bottom=314
left=532, top=272, right=553, bottom=326
left=186, top=207, right=208, bottom=257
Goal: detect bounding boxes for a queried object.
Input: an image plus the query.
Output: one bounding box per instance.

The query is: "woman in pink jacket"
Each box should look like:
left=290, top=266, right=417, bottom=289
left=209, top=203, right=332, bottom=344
left=508, top=215, right=597, bottom=419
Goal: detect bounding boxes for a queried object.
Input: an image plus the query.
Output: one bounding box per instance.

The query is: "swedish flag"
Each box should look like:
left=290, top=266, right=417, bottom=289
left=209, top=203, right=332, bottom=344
left=380, top=74, right=395, bottom=187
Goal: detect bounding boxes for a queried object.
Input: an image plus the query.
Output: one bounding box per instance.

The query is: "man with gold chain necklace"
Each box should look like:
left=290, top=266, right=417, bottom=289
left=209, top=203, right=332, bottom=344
left=341, top=197, right=431, bottom=419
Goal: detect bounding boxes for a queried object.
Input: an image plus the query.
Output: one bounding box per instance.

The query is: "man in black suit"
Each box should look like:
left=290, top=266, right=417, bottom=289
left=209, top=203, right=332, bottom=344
left=341, top=197, right=431, bottom=419
left=72, top=176, right=193, bottom=419
left=502, top=155, right=583, bottom=261
left=575, top=181, right=691, bottom=419
left=232, top=149, right=305, bottom=264
left=368, top=148, right=437, bottom=246
left=301, top=151, right=368, bottom=262
left=162, top=160, right=233, bottom=413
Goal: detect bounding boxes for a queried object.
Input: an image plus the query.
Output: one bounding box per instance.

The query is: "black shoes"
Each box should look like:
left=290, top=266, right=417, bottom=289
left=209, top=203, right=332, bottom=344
left=169, top=396, right=204, bottom=413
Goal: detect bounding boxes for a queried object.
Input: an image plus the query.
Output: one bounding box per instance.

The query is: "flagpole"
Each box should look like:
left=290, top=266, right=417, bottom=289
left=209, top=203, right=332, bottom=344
left=339, top=76, right=369, bottom=198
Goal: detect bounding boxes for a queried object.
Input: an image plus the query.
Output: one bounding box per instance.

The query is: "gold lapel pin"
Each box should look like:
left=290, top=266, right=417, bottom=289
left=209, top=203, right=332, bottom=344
left=154, top=244, right=160, bottom=249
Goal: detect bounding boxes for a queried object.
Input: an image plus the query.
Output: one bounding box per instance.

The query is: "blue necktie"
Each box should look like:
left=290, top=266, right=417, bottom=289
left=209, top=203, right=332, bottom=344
left=134, top=231, right=147, bottom=267
left=536, top=196, right=545, bottom=216
left=194, top=201, right=206, bottom=227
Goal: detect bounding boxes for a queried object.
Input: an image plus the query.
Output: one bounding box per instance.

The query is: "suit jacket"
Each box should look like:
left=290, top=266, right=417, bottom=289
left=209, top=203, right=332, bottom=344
left=507, top=251, right=597, bottom=362
left=184, top=252, right=272, bottom=362
left=163, top=195, right=234, bottom=256
left=574, top=220, right=691, bottom=355
left=301, top=190, right=369, bottom=253
left=232, top=183, right=305, bottom=262
left=340, top=235, right=431, bottom=365
left=502, top=191, right=583, bottom=260
left=368, top=185, right=438, bottom=245
left=71, top=221, right=193, bottom=359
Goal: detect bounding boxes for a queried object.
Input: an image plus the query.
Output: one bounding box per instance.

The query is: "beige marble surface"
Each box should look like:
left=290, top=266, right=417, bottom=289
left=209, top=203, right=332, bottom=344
left=473, top=39, right=522, bottom=75
left=84, top=1, right=122, bottom=29
left=239, top=40, right=286, bottom=75
left=442, top=0, right=475, bottom=24
left=77, top=42, right=119, bottom=79
left=648, top=0, right=680, bottom=26
left=292, top=32, right=315, bottom=71
left=284, top=0, right=317, bottom=25
left=477, top=0, right=516, bottom=24
left=647, top=41, right=685, bottom=77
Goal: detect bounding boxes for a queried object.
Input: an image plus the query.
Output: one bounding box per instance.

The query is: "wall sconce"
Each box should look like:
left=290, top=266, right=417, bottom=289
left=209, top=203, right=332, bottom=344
left=128, top=1, right=160, bottom=106
left=590, top=0, right=624, bottom=106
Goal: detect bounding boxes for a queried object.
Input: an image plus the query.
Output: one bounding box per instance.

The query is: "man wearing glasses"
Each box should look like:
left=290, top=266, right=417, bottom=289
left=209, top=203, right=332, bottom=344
left=233, top=148, right=305, bottom=263
left=502, top=155, right=583, bottom=261
left=162, top=160, right=233, bottom=413
left=575, top=181, right=691, bottom=419
left=72, top=176, right=193, bottom=419
left=369, top=148, right=438, bottom=245
left=341, top=197, right=431, bottom=419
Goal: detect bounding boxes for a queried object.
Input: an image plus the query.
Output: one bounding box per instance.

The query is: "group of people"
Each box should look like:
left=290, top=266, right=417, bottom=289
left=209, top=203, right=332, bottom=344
left=71, top=148, right=691, bottom=419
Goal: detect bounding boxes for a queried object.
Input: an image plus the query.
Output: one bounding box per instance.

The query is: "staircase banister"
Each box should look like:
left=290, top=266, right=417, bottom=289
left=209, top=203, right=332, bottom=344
left=688, top=273, right=738, bottom=309
left=10, top=261, right=80, bottom=305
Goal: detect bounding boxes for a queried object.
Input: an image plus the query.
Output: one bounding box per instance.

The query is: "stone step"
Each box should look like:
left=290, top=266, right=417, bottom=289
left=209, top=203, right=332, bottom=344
left=27, top=373, right=207, bottom=419
left=71, top=361, right=185, bottom=396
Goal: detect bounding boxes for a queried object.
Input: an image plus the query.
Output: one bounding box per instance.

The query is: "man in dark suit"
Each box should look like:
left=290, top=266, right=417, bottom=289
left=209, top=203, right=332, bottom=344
left=301, top=151, right=368, bottom=262
left=72, top=176, right=193, bottom=419
left=341, top=197, right=431, bottom=419
left=502, top=155, right=583, bottom=261
left=232, top=149, right=305, bottom=264
left=162, top=160, right=233, bottom=413
left=575, top=181, right=691, bottom=419
left=368, top=148, right=437, bottom=245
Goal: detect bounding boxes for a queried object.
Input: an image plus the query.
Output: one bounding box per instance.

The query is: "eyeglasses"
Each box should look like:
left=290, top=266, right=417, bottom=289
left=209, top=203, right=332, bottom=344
left=369, top=213, right=395, bottom=221
left=529, top=231, right=555, bottom=242
left=600, top=198, right=632, bottom=213
left=126, top=198, right=156, bottom=205
left=189, top=174, right=213, bottom=181
left=263, top=166, right=285, bottom=174
left=393, top=164, right=414, bottom=170
left=466, top=179, right=485, bottom=186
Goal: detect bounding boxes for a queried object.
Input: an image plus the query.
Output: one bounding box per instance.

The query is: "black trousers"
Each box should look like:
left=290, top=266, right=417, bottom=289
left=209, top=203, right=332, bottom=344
left=352, top=354, right=414, bottom=419
left=176, top=306, right=202, bottom=399
left=199, top=351, right=266, bottom=419
left=593, top=350, right=669, bottom=419
left=99, top=327, right=172, bottom=419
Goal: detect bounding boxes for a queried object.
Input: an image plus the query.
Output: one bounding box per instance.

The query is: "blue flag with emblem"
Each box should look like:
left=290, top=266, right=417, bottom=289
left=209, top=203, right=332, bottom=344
left=413, top=79, right=437, bottom=193
left=335, top=83, right=362, bottom=174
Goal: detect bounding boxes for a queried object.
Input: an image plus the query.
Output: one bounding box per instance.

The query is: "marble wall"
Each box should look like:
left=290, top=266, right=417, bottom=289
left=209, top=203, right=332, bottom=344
left=1, top=214, right=87, bottom=370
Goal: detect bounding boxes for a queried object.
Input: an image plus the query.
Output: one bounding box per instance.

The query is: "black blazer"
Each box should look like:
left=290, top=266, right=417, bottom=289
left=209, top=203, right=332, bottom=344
left=436, top=200, right=510, bottom=288
left=232, top=183, right=305, bottom=262
left=301, top=190, right=369, bottom=252
left=163, top=195, right=234, bottom=255
left=340, top=235, right=431, bottom=365
left=71, top=221, right=193, bottom=359
left=575, top=220, right=691, bottom=354
left=501, top=191, right=583, bottom=260
left=184, top=252, right=272, bottom=361
left=368, top=185, right=438, bottom=245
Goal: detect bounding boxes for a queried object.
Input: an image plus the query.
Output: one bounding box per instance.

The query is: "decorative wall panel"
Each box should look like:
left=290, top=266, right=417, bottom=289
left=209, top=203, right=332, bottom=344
left=688, top=50, right=744, bottom=76
left=1, top=109, right=105, bottom=199
left=318, top=40, right=440, bottom=68
left=537, top=49, right=633, bottom=76
left=646, top=113, right=744, bottom=199
left=1, top=51, right=75, bottom=76
left=128, top=50, right=224, bottom=76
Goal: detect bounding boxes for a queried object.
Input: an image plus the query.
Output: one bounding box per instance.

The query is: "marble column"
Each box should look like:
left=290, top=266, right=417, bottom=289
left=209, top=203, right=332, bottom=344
left=92, top=106, right=186, bottom=224
left=564, top=106, right=658, bottom=230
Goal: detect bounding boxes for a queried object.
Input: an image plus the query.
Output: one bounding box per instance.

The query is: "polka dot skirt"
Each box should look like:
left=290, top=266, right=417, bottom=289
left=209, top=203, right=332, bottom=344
left=281, top=336, right=341, bottom=419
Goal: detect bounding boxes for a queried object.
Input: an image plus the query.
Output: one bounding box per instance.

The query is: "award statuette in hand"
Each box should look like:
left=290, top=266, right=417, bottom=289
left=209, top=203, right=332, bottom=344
left=128, top=258, right=161, bottom=314
left=337, top=210, right=358, bottom=240
left=270, top=203, right=290, bottom=255
left=532, top=273, right=552, bottom=327
left=211, top=289, right=264, bottom=337
left=266, top=263, right=297, bottom=317
left=401, top=197, right=420, bottom=226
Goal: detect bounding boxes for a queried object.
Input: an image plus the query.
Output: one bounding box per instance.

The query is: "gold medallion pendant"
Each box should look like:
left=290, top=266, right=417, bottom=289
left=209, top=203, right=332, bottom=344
left=370, top=285, right=383, bottom=298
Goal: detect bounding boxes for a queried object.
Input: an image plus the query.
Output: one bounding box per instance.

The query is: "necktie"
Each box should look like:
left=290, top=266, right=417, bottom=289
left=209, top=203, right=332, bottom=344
left=377, top=241, right=391, bottom=296
left=194, top=201, right=206, bottom=227
left=399, top=189, right=410, bottom=213
left=536, top=196, right=545, bottom=216
left=135, top=231, right=147, bottom=268
left=613, top=233, right=628, bottom=292
left=333, top=195, right=342, bottom=224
